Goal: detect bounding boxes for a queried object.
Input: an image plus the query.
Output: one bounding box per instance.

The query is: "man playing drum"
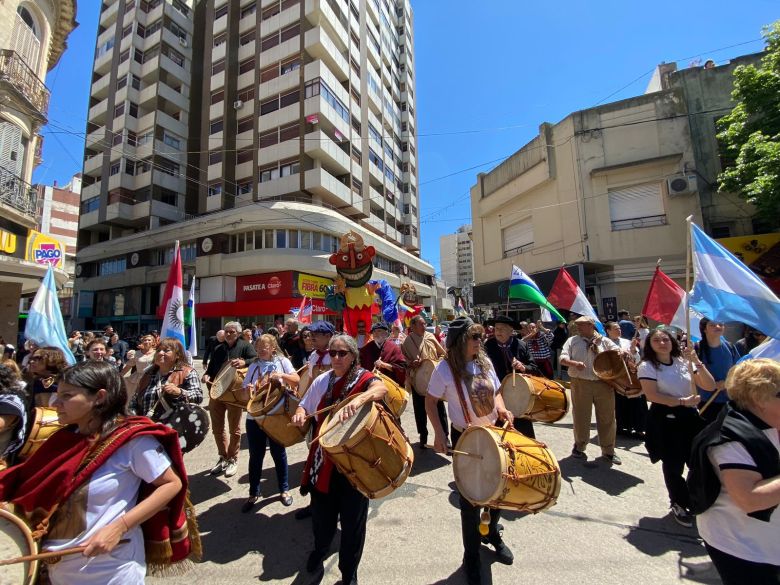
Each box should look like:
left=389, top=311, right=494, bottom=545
left=483, top=315, right=540, bottom=438
left=425, top=317, right=515, bottom=585
left=202, top=321, right=257, bottom=478
left=402, top=315, right=449, bottom=449
left=559, top=316, right=621, bottom=465
left=359, top=322, right=406, bottom=387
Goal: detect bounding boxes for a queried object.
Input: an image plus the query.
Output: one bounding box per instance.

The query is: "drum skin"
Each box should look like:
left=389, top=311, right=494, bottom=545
left=412, top=359, right=438, bottom=396
left=248, top=386, right=310, bottom=447
left=298, top=365, right=330, bottom=399
left=18, top=407, right=63, bottom=461
left=373, top=370, right=409, bottom=418
left=0, top=508, right=38, bottom=585
left=209, top=364, right=249, bottom=409
left=593, top=350, right=643, bottom=397
left=453, top=425, right=561, bottom=513
left=320, top=400, right=413, bottom=499
left=500, top=375, right=569, bottom=423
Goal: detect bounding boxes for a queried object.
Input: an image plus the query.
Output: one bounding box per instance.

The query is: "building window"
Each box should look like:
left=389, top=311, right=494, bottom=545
left=125, top=160, right=136, bottom=175
left=215, top=5, right=228, bottom=19
left=208, top=183, right=222, bottom=197
left=239, top=57, right=255, bottom=75
left=259, top=129, right=278, bottom=148
left=128, top=102, right=138, bottom=118
left=276, top=229, right=287, bottom=248
left=279, top=90, right=299, bottom=108
left=210, top=89, right=225, bottom=105
left=131, top=74, right=141, bottom=90
left=237, top=87, right=255, bottom=102
left=236, top=148, right=253, bottom=164
left=213, top=32, right=227, bottom=47
left=280, top=158, right=299, bottom=177
left=237, top=117, right=253, bottom=134
left=502, top=217, right=533, bottom=257
left=81, top=196, right=100, bottom=213
left=279, top=123, right=299, bottom=142
left=260, top=165, right=280, bottom=183
left=280, top=22, right=299, bottom=42
left=281, top=58, right=301, bottom=75
left=114, top=103, right=125, bottom=118
left=212, top=58, right=225, bottom=75
left=239, top=30, right=254, bottom=46
left=163, top=132, right=181, bottom=149
left=238, top=181, right=253, bottom=195
left=110, top=161, right=121, bottom=175
left=608, top=182, right=666, bottom=231
left=209, top=150, right=223, bottom=165
left=209, top=119, right=224, bottom=134
left=261, top=32, right=280, bottom=51
left=260, top=97, right=279, bottom=116
left=288, top=229, right=299, bottom=248
left=241, top=2, right=257, bottom=18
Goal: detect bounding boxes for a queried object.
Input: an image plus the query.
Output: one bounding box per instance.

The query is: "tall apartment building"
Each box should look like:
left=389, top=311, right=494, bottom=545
left=0, top=1, right=76, bottom=343
left=439, top=224, right=473, bottom=304
left=75, top=0, right=432, bottom=336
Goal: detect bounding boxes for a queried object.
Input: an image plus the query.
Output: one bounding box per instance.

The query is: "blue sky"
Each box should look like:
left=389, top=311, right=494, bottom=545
left=34, top=2, right=778, bottom=277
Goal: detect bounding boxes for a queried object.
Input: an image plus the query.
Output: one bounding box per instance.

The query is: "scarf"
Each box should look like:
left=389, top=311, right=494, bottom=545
left=0, top=416, right=201, bottom=575
left=315, top=350, right=328, bottom=366
left=585, top=332, right=605, bottom=355
left=301, top=368, right=377, bottom=494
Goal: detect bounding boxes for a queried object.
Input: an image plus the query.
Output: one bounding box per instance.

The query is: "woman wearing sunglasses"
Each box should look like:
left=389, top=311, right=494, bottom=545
left=25, top=346, right=68, bottom=407
left=291, top=334, right=387, bottom=585
left=425, top=317, right=515, bottom=585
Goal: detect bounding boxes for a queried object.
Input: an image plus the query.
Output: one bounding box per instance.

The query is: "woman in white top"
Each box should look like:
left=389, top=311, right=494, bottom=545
left=633, top=315, right=650, bottom=351
left=695, top=359, right=780, bottom=584
left=638, top=328, right=715, bottom=528
left=122, top=334, right=157, bottom=396
left=425, top=317, right=514, bottom=585
left=241, top=334, right=299, bottom=513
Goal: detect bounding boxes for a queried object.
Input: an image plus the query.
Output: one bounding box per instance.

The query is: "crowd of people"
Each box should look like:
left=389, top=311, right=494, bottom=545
left=0, top=312, right=775, bottom=585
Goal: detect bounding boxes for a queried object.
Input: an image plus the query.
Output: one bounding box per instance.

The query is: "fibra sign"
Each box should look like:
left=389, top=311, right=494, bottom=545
left=26, top=231, right=65, bottom=269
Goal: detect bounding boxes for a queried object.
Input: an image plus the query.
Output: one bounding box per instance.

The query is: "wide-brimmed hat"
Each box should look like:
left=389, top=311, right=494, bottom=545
left=484, top=315, right=519, bottom=329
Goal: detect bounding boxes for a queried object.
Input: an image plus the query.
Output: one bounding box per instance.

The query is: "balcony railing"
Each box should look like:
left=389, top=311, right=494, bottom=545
left=0, top=163, right=38, bottom=218
left=0, top=50, right=50, bottom=117
left=611, top=214, right=667, bottom=231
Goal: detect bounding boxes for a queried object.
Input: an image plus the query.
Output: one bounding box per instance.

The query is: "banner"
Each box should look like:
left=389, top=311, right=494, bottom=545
left=716, top=233, right=780, bottom=296
left=235, top=272, right=293, bottom=301
left=295, top=272, right=333, bottom=299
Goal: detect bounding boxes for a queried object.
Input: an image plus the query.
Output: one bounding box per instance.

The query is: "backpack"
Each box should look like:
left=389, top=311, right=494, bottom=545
left=687, top=403, right=779, bottom=520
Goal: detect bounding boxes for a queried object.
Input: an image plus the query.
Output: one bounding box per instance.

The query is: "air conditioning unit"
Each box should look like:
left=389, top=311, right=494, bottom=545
left=666, top=173, right=697, bottom=196
left=233, top=100, right=243, bottom=109
left=179, top=37, right=188, bottom=48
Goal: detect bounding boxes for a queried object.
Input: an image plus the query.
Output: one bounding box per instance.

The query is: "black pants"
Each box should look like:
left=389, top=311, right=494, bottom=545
left=512, top=417, right=535, bottom=439
left=310, top=471, right=369, bottom=583
left=705, top=542, right=780, bottom=585
left=615, top=394, right=648, bottom=434
left=412, top=390, right=448, bottom=443
left=451, top=426, right=502, bottom=570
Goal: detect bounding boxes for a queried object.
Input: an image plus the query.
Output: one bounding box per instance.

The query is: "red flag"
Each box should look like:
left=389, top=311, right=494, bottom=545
left=641, top=267, right=686, bottom=328
left=157, top=242, right=186, bottom=345
left=298, top=296, right=312, bottom=324
left=548, top=268, right=599, bottom=322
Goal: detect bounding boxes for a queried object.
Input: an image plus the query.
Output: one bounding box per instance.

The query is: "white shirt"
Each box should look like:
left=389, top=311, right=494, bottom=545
left=560, top=335, right=619, bottom=380
left=427, top=360, right=501, bottom=430
left=300, top=370, right=338, bottom=414
left=307, top=350, right=332, bottom=376
left=637, top=357, right=695, bottom=399
left=243, top=356, right=295, bottom=387
left=698, top=428, right=780, bottom=564
left=45, top=436, right=171, bottom=585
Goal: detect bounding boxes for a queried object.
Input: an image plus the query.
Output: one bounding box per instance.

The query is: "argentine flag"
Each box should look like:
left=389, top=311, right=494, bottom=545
left=25, top=265, right=76, bottom=364
left=690, top=222, right=780, bottom=340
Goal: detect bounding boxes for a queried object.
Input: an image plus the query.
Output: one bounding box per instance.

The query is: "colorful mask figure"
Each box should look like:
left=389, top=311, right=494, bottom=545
left=396, top=282, right=424, bottom=328
left=326, top=231, right=397, bottom=337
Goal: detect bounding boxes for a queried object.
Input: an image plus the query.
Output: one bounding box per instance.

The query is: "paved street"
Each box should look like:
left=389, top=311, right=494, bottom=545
left=151, top=364, right=723, bottom=585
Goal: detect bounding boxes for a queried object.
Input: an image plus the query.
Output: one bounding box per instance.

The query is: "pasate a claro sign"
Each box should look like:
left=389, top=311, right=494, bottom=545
left=235, top=272, right=293, bottom=301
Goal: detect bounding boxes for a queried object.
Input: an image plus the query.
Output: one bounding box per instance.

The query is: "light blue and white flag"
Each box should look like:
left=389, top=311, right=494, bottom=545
left=690, top=222, right=780, bottom=339
left=25, top=265, right=76, bottom=364
left=737, top=338, right=780, bottom=363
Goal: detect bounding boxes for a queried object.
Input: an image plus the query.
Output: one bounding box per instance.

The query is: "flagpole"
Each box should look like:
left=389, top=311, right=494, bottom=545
left=684, top=216, right=695, bottom=396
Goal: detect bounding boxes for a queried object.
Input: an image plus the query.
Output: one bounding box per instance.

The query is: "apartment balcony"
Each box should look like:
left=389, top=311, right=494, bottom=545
left=81, top=180, right=101, bottom=201
left=305, top=167, right=361, bottom=215
left=84, top=154, right=103, bottom=175
left=303, top=95, right=349, bottom=139
left=79, top=209, right=100, bottom=230
left=91, top=73, right=111, bottom=100
left=304, top=0, right=348, bottom=52
left=259, top=138, right=297, bottom=167
left=99, top=0, right=119, bottom=27
left=88, top=98, right=108, bottom=125
left=304, top=28, right=348, bottom=82
left=0, top=163, right=37, bottom=223
left=0, top=50, right=50, bottom=119
left=304, top=130, right=350, bottom=176
left=403, top=234, right=419, bottom=250
left=257, top=174, right=300, bottom=200
left=95, top=23, right=117, bottom=53
left=152, top=170, right=185, bottom=193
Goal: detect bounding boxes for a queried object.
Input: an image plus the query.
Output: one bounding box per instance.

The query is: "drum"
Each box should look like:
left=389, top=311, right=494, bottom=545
left=18, top=407, right=63, bottom=461
left=209, top=363, right=249, bottom=409
left=500, top=374, right=569, bottom=423
left=453, top=425, right=560, bottom=512
left=373, top=369, right=409, bottom=419
left=319, top=400, right=414, bottom=499
left=298, top=365, right=330, bottom=398
left=412, top=359, right=438, bottom=396
left=593, top=350, right=642, bottom=397
left=157, top=402, right=210, bottom=454
left=247, top=385, right=310, bottom=447
left=0, top=507, right=38, bottom=585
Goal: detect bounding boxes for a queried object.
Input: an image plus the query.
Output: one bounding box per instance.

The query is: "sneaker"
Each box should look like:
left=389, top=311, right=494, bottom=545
left=671, top=503, right=693, bottom=528
left=224, top=458, right=238, bottom=477
left=571, top=447, right=587, bottom=459
left=601, top=453, right=622, bottom=466
left=488, top=538, right=514, bottom=565
left=209, top=457, right=227, bottom=475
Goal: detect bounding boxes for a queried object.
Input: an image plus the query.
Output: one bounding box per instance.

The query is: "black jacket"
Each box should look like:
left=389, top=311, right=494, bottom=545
left=205, top=339, right=257, bottom=378
left=483, top=336, right=540, bottom=380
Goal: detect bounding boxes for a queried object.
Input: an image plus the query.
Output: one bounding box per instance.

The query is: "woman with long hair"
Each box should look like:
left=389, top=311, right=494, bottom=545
left=0, top=363, right=28, bottom=467
left=25, top=346, right=68, bottom=406
left=0, top=361, right=200, bottom=584
left=638, top=328, right=715, bottom=527
left=426, top=317, right=515, bottom=585
left=121, top=334, right=157, bottom=396
left=241, top=334, right=299, bottom=513
left=696, top=318, right=741, bottom=423
left=130, top=338, right=202, bottom=420
left=291, top=334, right=387, bottom=585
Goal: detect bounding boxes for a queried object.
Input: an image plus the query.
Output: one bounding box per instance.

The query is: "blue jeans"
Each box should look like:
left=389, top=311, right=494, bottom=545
left=246, top=418, right=289, bottom=497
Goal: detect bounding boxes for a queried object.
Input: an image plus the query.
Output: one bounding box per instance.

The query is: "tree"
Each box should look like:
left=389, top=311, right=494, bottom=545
left=717, top=21, right=780, bottom=229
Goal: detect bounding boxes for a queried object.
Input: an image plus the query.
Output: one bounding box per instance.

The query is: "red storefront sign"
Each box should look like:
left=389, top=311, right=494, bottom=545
left=198, top=298, right=336, bottom=318
left=235, top=272, right=293, bottom=301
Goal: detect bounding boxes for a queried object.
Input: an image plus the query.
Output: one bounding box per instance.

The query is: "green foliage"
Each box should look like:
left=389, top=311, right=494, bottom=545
left=717, top=21, right=780, bottom=228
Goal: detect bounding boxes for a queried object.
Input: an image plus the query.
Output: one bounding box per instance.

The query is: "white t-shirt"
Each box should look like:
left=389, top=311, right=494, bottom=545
left=300, top=370, right=338, bottom=413
left=637, top=357, right=695, bottom=399
left=307, top=350, right=332, bottom=375
left=244, top=356, right=295, bottom=422
left=427, top=360, right=501, bottom=430
left=697, top=428, right=780, bottom=564
left=45, top=435, right=172, bottom=585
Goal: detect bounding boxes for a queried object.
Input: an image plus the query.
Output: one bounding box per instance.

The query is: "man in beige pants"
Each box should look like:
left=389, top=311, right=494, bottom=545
left=560, top=316, right=622, bottom=465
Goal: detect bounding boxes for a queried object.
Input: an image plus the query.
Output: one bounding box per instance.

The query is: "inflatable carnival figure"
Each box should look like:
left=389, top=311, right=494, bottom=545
left=325, top=231, right=397, bottom=337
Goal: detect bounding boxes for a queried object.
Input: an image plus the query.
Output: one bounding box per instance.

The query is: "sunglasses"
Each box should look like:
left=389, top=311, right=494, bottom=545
left=470, top=333, right=484, bottom=341
left=29, top=356, right=43, bottom=362
left=328, top=349, right=351, bottom=359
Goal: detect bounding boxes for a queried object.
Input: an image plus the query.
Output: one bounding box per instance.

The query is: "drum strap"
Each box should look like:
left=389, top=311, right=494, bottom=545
left=448, top=362, right=473, bottom=426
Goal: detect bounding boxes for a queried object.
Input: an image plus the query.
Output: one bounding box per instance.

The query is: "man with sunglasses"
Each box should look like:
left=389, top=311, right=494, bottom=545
left=402, top=315, right=449, bottom=449
left=202, top=321, right=257, bottom=478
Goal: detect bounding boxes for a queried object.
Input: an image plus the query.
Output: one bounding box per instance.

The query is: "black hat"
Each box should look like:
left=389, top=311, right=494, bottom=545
left=370, top=322, right=389, bottom=333
left=446, top=316, right=474, bottom=349
left=484, top=315, right=519, bottom=329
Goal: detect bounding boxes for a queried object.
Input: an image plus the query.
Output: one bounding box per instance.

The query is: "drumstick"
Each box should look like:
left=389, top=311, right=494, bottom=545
left=0, top=539, right=131, bottom=566
left=285, top=402, right=342, bottom=426
left=698, top=388, right=722, bottom=416
left=448, top=448, right=483, bottom=459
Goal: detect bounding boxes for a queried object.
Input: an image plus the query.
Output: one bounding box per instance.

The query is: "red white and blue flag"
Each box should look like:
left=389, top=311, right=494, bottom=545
left=298, top=296, right=313, bottom=324
left=159, top=241, right=186, bottom=346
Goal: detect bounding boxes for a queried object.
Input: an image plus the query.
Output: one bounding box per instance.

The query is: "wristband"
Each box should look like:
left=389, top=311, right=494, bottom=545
left=120, top=515, right=130, bottom=533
